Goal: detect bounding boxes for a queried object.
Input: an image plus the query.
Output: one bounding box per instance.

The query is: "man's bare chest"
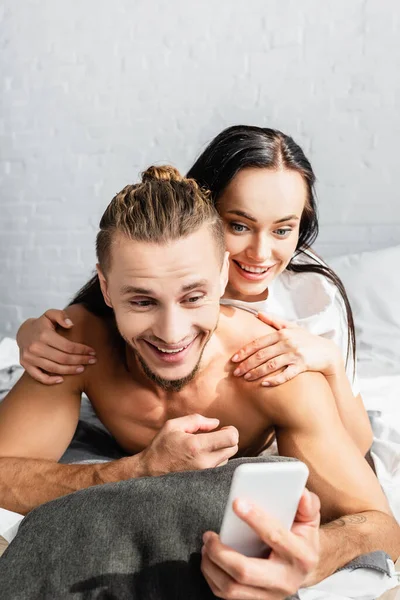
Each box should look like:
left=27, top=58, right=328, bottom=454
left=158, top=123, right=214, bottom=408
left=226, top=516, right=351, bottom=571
left=84, top=363, right=274, bottom=457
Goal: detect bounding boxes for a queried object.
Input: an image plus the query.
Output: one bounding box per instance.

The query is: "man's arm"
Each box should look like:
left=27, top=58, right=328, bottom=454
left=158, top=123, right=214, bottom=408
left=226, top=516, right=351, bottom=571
left=0, top=371, right=145, bottom=514
left=312, top=510, right=398, bottom=584
left=0, top=364, right=239, bottom=514
left=257, top=371, right=400, bottom=578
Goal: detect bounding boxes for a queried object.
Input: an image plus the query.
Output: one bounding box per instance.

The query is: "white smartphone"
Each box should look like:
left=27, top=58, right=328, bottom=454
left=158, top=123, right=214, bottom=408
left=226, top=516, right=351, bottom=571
left=219, top=461, right=309, bottom=557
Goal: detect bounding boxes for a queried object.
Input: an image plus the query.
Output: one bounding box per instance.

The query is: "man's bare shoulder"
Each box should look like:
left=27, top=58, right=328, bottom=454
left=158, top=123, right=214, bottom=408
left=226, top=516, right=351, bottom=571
left=63, top=305, right=108, bottom=345
left=218, top=304, right=276, bottom=352
left=63, top=305, right=121, bottom=362
left=250, top=370, right=334, bottom=427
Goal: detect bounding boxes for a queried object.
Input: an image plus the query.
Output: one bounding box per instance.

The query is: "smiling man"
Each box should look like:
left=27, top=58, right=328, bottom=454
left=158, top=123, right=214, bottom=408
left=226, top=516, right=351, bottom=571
left=0, top=165, right=399, bottom=589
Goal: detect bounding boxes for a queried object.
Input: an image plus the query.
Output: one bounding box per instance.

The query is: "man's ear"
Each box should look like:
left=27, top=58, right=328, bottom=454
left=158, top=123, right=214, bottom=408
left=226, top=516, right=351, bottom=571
left=96, top=264, right=113, bottom=308
left=219, top=251, right=230, bottom=297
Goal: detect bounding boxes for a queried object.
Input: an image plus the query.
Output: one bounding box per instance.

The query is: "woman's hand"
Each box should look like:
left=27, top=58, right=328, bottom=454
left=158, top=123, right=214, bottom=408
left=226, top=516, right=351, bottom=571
left=232, top=312, right=342, bottom=387
left=17, top=309, right=96, bottom=385
left=201, top=489, right=321, bottom=599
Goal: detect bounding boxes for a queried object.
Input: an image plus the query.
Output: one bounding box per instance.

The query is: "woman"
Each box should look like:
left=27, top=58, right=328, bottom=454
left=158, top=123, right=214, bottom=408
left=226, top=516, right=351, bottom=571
left=16, top=125, right=372, bottom=454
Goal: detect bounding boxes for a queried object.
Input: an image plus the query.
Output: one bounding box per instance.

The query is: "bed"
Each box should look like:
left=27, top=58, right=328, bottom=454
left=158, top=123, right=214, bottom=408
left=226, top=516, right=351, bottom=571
left=1, top=244, right=400, bottom=598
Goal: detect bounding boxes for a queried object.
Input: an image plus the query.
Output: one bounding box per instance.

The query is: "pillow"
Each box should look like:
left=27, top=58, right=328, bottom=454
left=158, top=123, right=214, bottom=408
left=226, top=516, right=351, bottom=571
left=329, top=245, right=400, bottom=376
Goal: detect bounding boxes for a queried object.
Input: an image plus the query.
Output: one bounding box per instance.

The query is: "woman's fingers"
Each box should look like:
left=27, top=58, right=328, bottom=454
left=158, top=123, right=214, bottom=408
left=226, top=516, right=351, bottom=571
left=238, top=352, right=293, bottom=381
left=27, top=337, right=96, bottom=367
left=257, top=312, right=297, bottom=330
left=40, top=329, right=96, bottom=357
left=261, top=364, right=303, bottom=387
left=44, top=309, right=74, bottom=329
left=232, top=335, right=283, bottom=368
left=21, top=351, right=86, bottom=375
left=21, top=363, right=63, bottom=385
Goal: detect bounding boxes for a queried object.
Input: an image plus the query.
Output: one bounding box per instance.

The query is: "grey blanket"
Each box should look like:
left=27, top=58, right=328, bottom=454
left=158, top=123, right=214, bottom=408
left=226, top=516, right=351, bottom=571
left=0, top=423, right=392, bottom=600
left=0, top=455, right=303, bottom=600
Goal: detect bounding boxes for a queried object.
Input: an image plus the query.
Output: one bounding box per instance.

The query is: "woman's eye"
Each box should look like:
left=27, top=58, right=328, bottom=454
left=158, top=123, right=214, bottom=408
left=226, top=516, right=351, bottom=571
left=274, top=228, right=292, bottom=237
left=229, top=222, right=248, bottom=233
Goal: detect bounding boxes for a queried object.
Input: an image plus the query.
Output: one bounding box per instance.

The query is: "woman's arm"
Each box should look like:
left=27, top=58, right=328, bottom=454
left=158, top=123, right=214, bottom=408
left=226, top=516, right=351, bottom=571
left=323, top=363, right=372, bottom=456
left=231, top=314, right=372, bottom=455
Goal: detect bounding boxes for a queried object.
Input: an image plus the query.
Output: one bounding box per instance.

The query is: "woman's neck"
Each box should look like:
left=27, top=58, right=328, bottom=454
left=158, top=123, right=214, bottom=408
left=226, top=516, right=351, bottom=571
left=223, top=283, right=269, bottom=304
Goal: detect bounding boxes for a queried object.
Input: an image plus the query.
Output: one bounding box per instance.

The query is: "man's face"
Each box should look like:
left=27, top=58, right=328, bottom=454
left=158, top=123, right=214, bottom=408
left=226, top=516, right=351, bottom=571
left=98, top=226, right=229, bottom=391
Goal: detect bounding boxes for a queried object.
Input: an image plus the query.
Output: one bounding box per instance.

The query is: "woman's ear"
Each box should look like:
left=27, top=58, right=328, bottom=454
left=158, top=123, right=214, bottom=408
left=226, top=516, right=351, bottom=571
left=96, top=264, right=113, bottom=308
left=219, top=251, right=230, bottom=297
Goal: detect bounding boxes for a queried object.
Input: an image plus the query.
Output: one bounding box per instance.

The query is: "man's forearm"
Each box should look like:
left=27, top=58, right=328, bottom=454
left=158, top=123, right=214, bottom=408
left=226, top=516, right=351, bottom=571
left=309, top=510, right=400, bottom=585
left=0, top=455, right=144, bottom=515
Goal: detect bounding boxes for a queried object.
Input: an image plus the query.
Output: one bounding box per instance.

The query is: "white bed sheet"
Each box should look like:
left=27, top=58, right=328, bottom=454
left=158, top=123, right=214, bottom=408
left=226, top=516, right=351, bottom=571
left=359, top=373, right=400, bottom=523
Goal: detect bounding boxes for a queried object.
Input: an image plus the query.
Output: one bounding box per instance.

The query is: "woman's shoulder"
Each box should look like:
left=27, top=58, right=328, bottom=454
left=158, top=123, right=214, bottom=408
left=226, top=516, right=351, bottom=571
left=274, top=250, right=338, bottom=318
left=272, top=250, right=344, bottom=334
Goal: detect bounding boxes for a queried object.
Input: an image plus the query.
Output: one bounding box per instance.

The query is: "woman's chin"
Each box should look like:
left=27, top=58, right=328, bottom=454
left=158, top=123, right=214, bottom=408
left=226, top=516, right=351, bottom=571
left=228, top=277, right=270, bottom=301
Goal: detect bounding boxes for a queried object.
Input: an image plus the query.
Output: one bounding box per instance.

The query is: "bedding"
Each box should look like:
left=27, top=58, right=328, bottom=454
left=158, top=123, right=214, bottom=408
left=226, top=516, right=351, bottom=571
left=329, top=245, right=400, bottom=378
left=0, top=455, right=397, bottom=600
left=0, top=337, right=399, bottom=599
left=1, top=242, right=400, bottom=599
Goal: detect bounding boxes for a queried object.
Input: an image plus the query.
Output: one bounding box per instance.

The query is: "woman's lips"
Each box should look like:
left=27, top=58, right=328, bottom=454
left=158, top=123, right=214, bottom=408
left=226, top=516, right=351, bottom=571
left=232, top=260, right=276, bottom=282
left=143, top=336, right=198, bottom=363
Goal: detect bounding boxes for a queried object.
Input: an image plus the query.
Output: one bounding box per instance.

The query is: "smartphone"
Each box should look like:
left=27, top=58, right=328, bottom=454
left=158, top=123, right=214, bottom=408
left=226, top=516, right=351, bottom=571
left=219, top=461, right=309, bottom=557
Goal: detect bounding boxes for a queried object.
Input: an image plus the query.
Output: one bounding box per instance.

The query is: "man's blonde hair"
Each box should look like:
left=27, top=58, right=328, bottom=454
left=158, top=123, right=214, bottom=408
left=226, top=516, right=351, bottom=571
left=96, top=165, right=225, bottom=271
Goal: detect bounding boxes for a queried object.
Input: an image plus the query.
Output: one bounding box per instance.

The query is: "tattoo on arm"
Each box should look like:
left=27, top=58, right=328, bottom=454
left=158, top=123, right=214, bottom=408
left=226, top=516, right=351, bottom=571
left=323, top=514, right=367, bottom=529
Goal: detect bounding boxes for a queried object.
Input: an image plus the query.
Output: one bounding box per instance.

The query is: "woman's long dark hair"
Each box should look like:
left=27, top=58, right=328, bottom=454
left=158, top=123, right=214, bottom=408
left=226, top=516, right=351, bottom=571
left=187, top=125, right=356, bottom=370
left=71, top=124, right=355, bottom=371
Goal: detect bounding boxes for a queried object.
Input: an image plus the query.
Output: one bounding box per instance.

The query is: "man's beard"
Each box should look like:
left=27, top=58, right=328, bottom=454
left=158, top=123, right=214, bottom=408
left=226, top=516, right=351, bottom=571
left=135, top=350, right=203, bottom=392
left=115, top=317, right=219, bottom=392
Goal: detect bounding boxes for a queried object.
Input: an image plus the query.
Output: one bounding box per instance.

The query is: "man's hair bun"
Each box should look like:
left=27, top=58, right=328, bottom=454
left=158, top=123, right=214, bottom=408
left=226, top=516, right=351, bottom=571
left=141, top=165, right=184, bottom=183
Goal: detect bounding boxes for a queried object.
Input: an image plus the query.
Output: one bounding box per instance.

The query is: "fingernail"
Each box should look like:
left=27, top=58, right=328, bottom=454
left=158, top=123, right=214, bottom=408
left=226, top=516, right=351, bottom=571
left=262, top=381, right=270, bottom=387
left=243, top=373, right=251, bottom=380
left=55, top=377, right=63, bottom=384
left=89, top=351, right=96, bottom=356
left=88, top=358, right=97, bottom=364
left=64, top=319, right=73, bottom=327
left=232, top=354, right=239, bottom=362
left=76, top=366, right=84, bottom=373
left=233, top=368, right=242, bottom=376
left=236, top=499, right=252, bottom=514
left=202, top=532, right=211, bottom=544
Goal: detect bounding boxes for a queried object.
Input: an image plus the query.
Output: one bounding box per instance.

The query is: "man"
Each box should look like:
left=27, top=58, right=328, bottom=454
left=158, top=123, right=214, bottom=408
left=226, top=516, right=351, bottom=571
left=0, top=166, right=399, bottom=592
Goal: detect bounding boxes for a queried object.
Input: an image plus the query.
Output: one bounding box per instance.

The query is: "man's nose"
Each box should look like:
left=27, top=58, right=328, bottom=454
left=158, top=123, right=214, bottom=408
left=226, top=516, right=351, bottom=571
left=154, top=306, right=190, bottom=345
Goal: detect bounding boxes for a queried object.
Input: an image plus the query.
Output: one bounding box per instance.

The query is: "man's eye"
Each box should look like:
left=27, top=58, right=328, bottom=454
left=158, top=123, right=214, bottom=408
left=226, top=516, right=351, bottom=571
left=130, top=300, right=154, bottom=307
left=229, top=222, right=248, bottom=234
left=274, top=228, right=292, bottom=237
left=186, top=295, right=204, bottom=304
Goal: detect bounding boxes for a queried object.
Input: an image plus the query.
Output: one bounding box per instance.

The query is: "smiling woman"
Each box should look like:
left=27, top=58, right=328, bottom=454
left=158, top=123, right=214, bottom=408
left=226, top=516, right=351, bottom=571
left=218, top=167, right=306, bottom=302
left=187, top=125, right=355, bottom=372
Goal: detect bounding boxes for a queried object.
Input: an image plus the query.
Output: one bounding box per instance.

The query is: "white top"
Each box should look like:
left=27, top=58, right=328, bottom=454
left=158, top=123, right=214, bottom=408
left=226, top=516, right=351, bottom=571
left=221, top=249, right=359, bottom=396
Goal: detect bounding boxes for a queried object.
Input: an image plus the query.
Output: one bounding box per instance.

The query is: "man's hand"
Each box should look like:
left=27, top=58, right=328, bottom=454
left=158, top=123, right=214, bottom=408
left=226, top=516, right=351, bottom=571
left=201, top=488, right=320, bottom=599
left=139, top=414, right=239, bottom=476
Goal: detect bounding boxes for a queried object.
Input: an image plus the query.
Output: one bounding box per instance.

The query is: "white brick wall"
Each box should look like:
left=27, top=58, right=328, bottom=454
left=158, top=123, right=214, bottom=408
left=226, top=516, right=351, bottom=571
left=1, top=0, right=400, bottom=336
